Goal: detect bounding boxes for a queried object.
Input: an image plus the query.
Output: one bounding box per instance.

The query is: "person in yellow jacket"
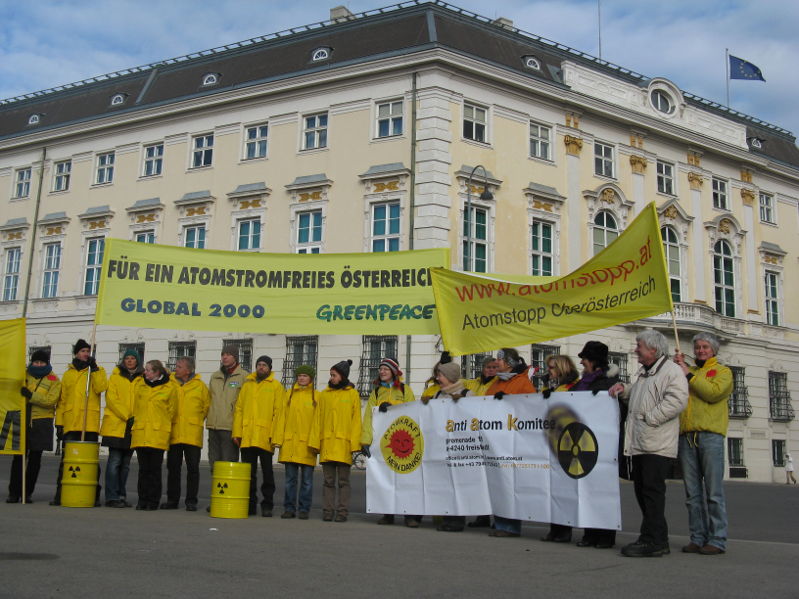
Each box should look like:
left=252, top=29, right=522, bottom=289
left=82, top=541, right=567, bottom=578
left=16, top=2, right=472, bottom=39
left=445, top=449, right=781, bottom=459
left=232, top=355, right=284, bottom=517
left=674, top=332, right=733, bottom=556
left=51, top=338, right=108, bottom=506
left=274, top=364, right=318, bottom=519
left=420, top=351, right=453, bottom=403
left=7, top=350, right=60, bottom=504
left=464, top=356, right=498, bottom=397
left=309, top=359, right=361, bottom=522
left=163, top=356, right=210, bottom=512
left=131, top=360, right=177, bottom=511
left=101, top=348, right=142, bottom=507
left=361, top=357, right=416, bottom=526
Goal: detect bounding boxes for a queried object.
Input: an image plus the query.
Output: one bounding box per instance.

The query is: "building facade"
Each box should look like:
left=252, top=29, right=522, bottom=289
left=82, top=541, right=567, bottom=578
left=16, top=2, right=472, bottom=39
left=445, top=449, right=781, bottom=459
left=1, top=1, right=797, bottom=480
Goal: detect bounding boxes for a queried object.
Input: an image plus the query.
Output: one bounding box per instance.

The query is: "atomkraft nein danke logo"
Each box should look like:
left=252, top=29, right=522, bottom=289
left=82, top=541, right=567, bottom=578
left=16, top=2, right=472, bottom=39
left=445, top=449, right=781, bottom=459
left=381, top=415, right=425, bottom=474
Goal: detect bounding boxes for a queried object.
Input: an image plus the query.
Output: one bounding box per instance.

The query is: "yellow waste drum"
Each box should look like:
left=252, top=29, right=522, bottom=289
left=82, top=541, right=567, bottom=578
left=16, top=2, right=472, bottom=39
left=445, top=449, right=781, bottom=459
left=61, top=441, right=99, bottom=508
left=210, top=461, right=251, bottom=519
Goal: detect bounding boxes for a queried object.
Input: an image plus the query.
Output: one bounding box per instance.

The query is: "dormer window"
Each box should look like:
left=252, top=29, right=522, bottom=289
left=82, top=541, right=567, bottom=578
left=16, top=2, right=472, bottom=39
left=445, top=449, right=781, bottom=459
left=28, top=114, right=41, bottom=126
left=110, top=93, right=127, bottom=106
left=650, top=89, right=674, bottom=114
left=523, top=55, right=541, bottom=71
left=748, top=137, right=764, bottom=149
left=311, top=47, right=332, bottom=62
left=201, top=73, right=220, bottom=86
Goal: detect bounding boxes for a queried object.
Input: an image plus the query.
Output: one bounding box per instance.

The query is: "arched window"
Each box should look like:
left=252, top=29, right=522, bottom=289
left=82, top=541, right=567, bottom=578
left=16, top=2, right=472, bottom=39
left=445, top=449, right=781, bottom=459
left=661, top=226, right=681, bottom=302
left=592, top=210, right=618, bottom=255
left=713, top=240, right=735, bottom=317
left=311, top=47, right=331, bottom=62
left=28, top=114, right=40, bottom=126
left=201, top=73, right=219, bottom=86
left=110, top=93, right=126, bottom=106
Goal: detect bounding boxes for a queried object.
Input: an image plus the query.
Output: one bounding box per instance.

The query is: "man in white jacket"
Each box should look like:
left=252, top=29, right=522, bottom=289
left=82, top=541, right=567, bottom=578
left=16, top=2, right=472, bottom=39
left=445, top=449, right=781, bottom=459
left=610, top=329, right=688, bottom=558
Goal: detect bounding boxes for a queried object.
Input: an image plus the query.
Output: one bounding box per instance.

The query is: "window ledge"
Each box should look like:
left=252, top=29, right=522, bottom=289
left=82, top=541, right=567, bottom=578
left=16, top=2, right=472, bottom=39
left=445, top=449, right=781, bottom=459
left=138, top=174, right=164, bottom=182
left=238, top=157, right=269, bottom=165
left=461, top=138, right=492, bottom=150
left=528, top=155, right=555, bottom=166
left=90, top=182, right=113, bottom=189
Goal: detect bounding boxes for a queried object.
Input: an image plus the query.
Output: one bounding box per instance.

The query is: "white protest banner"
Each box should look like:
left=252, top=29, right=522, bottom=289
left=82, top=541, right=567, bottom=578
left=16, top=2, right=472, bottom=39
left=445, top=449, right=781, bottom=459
left=366, top=392, right=622, bottom=530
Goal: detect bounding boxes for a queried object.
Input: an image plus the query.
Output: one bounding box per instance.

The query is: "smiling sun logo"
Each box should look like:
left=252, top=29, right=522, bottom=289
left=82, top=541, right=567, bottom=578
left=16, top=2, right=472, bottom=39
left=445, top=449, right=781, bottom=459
left=381, top=415, right=424, bottom=474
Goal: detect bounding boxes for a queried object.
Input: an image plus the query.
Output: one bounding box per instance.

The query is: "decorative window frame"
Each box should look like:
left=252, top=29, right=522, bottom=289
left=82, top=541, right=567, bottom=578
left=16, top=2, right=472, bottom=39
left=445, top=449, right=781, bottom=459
left=658, top=199, right=693, bottom=302
left=77, top=206, right=113, bottom=296
left=175, top=191, right=215, bottom=247
left=311, top=47, right=332, bottom=62
left=290, top=205, right=325, bottom=254
left=645, top=78, right=685, bottom=119
left=524, top=183, right=564, bottom=277
left=359, top=164, right=410, bottom=253
left=110, top=93, right=127, bottom=106
left=583, top=183, right=633, bottom=229
left=28, top=114, right=41, bottom=126
left=455, top=165, right=501, bottom=272
left=227, top=183, right=270, bottom=252
left=705, top=213, right=745, bottom=318
left=36, top=213, right=68, bottom=300
left=201, top=73, right=220, bottom=87
left=522, top=55, right=542, bottom=72
left=374, top=99, right=404, bottom=139
left=126, top=198, right=164, bottom=242
left=759, top=242, right=786, bottom=327
left=1, top=245, right=22, bottom=302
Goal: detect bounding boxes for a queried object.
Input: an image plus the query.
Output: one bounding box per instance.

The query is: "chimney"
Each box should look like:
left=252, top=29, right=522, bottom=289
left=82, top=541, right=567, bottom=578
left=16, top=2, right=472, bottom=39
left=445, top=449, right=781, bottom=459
left=330, top=6, right=355, bottom=22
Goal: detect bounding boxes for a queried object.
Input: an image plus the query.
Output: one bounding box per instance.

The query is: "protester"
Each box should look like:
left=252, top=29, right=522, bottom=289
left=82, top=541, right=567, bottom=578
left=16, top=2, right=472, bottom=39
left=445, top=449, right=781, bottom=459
left=51, top=338, right=108, bottom=506
left=466, top=356, right=499, bottom=397
left=100, top=348, right=142, bottom=508
left=131, top=360, right=177, bottom=511
left=7, top=350, right=60, bottom=504
left=361, top=357, right=417, bottom=526
left=232, top=355, right=284, bottom=517
left=610, top=330, right=688, bottom=557
left=207, top=346, right=247, bottom=472
left=420, top=351, right=452, bottom=402
left=274, top=365, right=318, bottom=520
left=309, top=360, right=361, bottom=522
left=164, top=356, right=210, bottom=511
left=487, top=347, right=536, bottom=537
left=675, top=333, right=733, bottom=555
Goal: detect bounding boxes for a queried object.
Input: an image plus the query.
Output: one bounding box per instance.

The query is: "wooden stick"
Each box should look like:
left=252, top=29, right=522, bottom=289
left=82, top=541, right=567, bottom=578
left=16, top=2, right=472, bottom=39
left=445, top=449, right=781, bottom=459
left=671, top=310, right=681, bottom=355
left=81, top=323, right=98, bottom=442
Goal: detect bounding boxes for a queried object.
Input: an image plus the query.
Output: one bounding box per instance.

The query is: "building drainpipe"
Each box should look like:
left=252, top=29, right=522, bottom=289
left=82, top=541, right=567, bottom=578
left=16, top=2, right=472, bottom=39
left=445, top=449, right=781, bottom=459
left=405, top=72, right=418, bottom=382
left=22, top=146, right=46, bottom=320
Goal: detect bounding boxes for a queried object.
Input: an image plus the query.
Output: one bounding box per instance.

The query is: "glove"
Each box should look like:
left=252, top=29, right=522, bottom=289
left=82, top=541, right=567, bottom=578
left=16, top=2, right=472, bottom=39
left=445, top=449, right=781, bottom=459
left=361, top=445, right=371, bottom=458
left=493, top=391, right=505, bottom=400
left=591, top=388, right=600, bottom=396
left=125, top=418, right=134, bottom=435
left=88, top=357, right=99, bottom=372
left=378, top=401, right=391, bottom=412
left=440, top=351, right=452, bottom=364
left=55, top=425, right=64, bottom=441
left=20, top=387, right=33, bottom=399
left=542, top=388, right=552, bottom=399
left=421, top=397, right=430, bottom=405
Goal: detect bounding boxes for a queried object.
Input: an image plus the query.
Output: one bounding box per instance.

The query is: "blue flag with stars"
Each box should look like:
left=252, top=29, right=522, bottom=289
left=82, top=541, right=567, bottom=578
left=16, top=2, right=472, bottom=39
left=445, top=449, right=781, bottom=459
left=729, top=55, right=765, bottom=81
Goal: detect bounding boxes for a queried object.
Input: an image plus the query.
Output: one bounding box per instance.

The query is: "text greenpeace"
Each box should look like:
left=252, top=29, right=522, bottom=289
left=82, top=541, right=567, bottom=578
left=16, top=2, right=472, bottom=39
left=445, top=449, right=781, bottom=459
left=430, top=202, right=673, bottom=355
left=366, top=393, right=622, bottom=529
left=96, top=240, right=448, bottom=335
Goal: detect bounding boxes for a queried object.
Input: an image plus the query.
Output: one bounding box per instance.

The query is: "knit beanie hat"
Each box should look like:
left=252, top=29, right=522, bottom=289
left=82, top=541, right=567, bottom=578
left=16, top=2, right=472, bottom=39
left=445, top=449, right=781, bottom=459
left=256, top=355, right=272, bottom=368
left=379, top=357, right=402, bottom=378
left=73, top=338, right=91, bottom=355
left=122, top=348, right=141, bottom=363
left=30, top=349, right=50, bottom=364
left=437, top=361, right=462, bottom=384
left=331, top=359, right=352, bottom=380
left=221, top=345, right=240, bottom=361
left=295, top=364, right=315, bottom=379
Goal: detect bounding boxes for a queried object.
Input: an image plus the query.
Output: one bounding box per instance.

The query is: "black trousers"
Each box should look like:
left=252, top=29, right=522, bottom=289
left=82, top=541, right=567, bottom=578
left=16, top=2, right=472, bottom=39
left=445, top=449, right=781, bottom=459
left=8, top=451, right=43, bottom=500
left=166, top=444, right=201, bottom=506
left=240, top=447, right=275, bottom=509
left=54, top=432, right=101, bottom=503
left=631, top=453, right=672, bottom=546
left=136, top=447, right=165, bottom=508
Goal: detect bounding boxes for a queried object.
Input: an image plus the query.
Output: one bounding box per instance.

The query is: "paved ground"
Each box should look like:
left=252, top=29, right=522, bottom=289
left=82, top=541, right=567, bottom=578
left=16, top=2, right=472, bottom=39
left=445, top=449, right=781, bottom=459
left=1, top=455, right=798, bottom=598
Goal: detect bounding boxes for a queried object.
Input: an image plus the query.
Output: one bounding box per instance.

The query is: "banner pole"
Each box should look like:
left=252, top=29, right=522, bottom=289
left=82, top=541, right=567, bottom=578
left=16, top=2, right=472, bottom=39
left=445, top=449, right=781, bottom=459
left=81, top=322, right=98, bottom=442
left=671, top=310, right=681, bottom=355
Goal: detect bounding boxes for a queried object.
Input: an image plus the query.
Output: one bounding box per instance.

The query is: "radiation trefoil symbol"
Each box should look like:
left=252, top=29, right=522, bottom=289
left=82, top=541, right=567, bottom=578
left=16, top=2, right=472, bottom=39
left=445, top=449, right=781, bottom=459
left=556, top=422, right=599, bottom=479
left=69, top=466, right=81, bottom=479
left=217, top=482, right=228, bottom=495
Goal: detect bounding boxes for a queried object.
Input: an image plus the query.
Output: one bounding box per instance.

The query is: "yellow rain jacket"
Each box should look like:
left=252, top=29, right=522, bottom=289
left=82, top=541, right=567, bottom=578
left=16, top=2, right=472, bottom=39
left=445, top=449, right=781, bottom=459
left=465, top=375, right=497, bottom=397
left=420, top=382, right=440, bottom=401
left=170, top=373, right=211, bottom=447
left=131, top=378, right=177, bottom=451
left=25, top=371, right=60, bottom=420
left=59, top=362, right=108, bottom=434
left=101, top=367, right=140, bottom=439
left=309, top=385, right=361, bottom=464
left=361, top=383, right=415, bottom=446
left=275, top=382, right=318, bottom=467
left=679, top=356, right=733, bottom=437
left=232, top=372, right=284, bottom=452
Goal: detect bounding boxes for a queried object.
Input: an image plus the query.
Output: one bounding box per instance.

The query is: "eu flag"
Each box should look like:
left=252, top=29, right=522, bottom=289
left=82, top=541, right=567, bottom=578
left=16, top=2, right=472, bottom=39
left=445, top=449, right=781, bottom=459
left=729, top=55, right=765, bottom=81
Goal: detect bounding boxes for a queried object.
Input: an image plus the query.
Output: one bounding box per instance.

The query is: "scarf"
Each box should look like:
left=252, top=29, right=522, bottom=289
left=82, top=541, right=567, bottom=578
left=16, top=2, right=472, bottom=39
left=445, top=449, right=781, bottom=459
left=28, top=363, right=52, bottom=378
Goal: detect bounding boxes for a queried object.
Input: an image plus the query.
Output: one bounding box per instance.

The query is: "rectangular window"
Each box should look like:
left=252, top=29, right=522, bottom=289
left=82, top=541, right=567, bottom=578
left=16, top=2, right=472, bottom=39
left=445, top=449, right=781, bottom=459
left=608, top=351, right=630, bottom=383
left=14, top=168, right=32, bottom=198
left=237, top=219, right=261, bottom=251
left=244, top=124, right=268, bottom=159
left=297, top=211, right=322, bottom=254
left=759, top=192, right=775, bottom=223
left=529, top=122, right=552, bottom=160
left=712, top=177, right=728, bottom=210
left=135, top=230, right=155, bottom=244
left=2, top=247, right=21, bottom=301
left=184, top=225, right=206, bottom=249
left=83, top=237, right=104, bottom=295
left=222, top=339, right=253, bottom=372
left=531, top=220, right=553, bottom=276
left=773, top=440, right=786, bottom=467
left=118, top=342, right=145, bottom=364
left=463, top=353, right=493, bottom=381
left=463, top=204, right=488, bottom=272
left=282, top=336, right=318, bottom=386
left=371, top=201, right=400, bottom=252
left=143, top=143, right=164, bottom=177
left=357, top=335, right=398, bottom=399
left=41, top=242, right=61, bottom=298
left=594, top=142, right=615, bottom=178
left=765, top=270, right=780, bottom=326
left=96, top=152, right=115, bottom=184
left=769, top=371, right=794, bottom=421
left=656, top=160, right=674, bottom=195
left=531, top=344, right=560, bottom=390
left=727, top=438, right=744, bottom=467
left=167, top=341, right=196, bottom=372
left=376, top=101, right=403, bottom=138
left=53, top=160, right=71, bottom=192
left=728, top=366, right=751, bottom=418
left=192, top=134, right=214, bottom=168
left=303, top=113, right=328, bottom=150
left=463, top=103, right=487, bottom=143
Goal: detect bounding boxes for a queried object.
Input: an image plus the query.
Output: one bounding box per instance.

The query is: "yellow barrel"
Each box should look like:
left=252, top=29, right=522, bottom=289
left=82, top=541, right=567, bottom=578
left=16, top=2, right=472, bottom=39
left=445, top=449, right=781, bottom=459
left=61, top=441, right=99, bottom=508
left=210, top=461, right=251, bottom=519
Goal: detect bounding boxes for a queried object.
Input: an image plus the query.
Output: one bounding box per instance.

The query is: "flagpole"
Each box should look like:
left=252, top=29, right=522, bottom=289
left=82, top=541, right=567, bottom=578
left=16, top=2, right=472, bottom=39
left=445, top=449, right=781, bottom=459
left=725, top=48, right=730, bottom=107
left=80, top=322, right=98, bottom=442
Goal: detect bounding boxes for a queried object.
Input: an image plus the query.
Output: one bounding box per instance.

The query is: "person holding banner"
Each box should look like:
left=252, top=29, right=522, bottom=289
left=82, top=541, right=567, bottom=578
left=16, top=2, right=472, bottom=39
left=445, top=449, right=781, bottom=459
left=101, top=348, right=142, bottom=508
left=309, top=359, right=361, bottom=522
left=420, top=351, right=452, bottom=402
left=361, top=357, right=418, bottom=527
left=131, top=360, right=177, bottom=511
left=207, top=346, right=248, bottom=472
left=164, top=356, right=210, bottom=512
left=610, top=330, right=688, bottom=558
left=465, top=356, right=498, bottom=398
left=274, top=365, right=318, bottom=520
left=7, top=350, right=60, bottom=504
left=487, top=348, right=536, bottom=538
left=50, top=339, right=108, bottom=507
left=232, top=355, right=284, bottom=517
left=674, top=333, right=733, bottom=556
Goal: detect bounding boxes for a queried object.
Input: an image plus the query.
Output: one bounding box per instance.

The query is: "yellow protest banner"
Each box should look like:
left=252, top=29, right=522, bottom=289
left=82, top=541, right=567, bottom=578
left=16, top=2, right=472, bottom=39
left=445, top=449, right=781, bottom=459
left=96, top=242, right=449, bottom=335
left=0, top=318, right=26, bottom=454
left=431, top=202, right=673, bottom=355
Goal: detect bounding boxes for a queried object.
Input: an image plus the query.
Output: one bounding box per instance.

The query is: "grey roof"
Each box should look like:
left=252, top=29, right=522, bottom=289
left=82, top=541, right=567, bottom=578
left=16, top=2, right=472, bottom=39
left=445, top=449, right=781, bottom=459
left=176, top=190, right=213, bottom=204
left=0, top=217, right=29, bottom=229
left=79, top=205, right=113, bottom=217
left=127, top=198, right=162, bottom=211
left=287, top=174, right=330, bottom=188
left=38, top=211, right=69, bottom=223
left=360, top=163, right=408, bottom=177
left=526, top=182, right=561, bottom=196
left=457, top=165, right=498, bottom=182
left=760, top=241, right=787, bottom=255
left=230, top=182, right=268, bottom=194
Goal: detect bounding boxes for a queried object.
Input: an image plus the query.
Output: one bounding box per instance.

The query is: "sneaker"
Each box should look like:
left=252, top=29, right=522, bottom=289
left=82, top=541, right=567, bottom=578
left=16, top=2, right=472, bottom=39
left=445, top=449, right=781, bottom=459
left=298, top=512, right=309, bottom=520
left=621, top=541, right=670, bottom=557
left=281, top=511, right=296, bottom=519
left=334, top=513, right=348, bottom=522
left=699, top=545, right=725, bottom=555
left=681, top=542, right=702, bottom=554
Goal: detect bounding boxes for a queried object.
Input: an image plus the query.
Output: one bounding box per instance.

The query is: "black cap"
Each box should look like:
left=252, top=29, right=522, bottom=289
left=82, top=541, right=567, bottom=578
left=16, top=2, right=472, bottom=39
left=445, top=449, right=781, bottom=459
left=256, top=355, right=272, bottom=368
left=30, top=349, right=50, bottom=364
left=73, top=339, right=91, bottom=355
left=331, top=359, right=352, bottom=380
left=578, top=341, right=609, bottom=368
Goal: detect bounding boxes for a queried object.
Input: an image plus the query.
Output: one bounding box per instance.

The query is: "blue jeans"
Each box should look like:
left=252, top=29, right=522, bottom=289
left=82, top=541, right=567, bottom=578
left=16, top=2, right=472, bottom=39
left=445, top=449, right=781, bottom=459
left=284, top=463, right=314, bottom=513
left=493, top=516, right=521, bottom=535
left=679, top=432, right=727, bottom=550
left=105, top=448, right=133, bottom=502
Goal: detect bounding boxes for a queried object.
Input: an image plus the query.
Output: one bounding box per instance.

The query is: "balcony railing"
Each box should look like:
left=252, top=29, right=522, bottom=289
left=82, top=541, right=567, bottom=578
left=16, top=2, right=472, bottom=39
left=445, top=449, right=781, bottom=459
left=646, top=302, right=745, bottom=335
left=728, top=391, right=752, bottom=419
left=769, top=391, right=795, bottom=421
